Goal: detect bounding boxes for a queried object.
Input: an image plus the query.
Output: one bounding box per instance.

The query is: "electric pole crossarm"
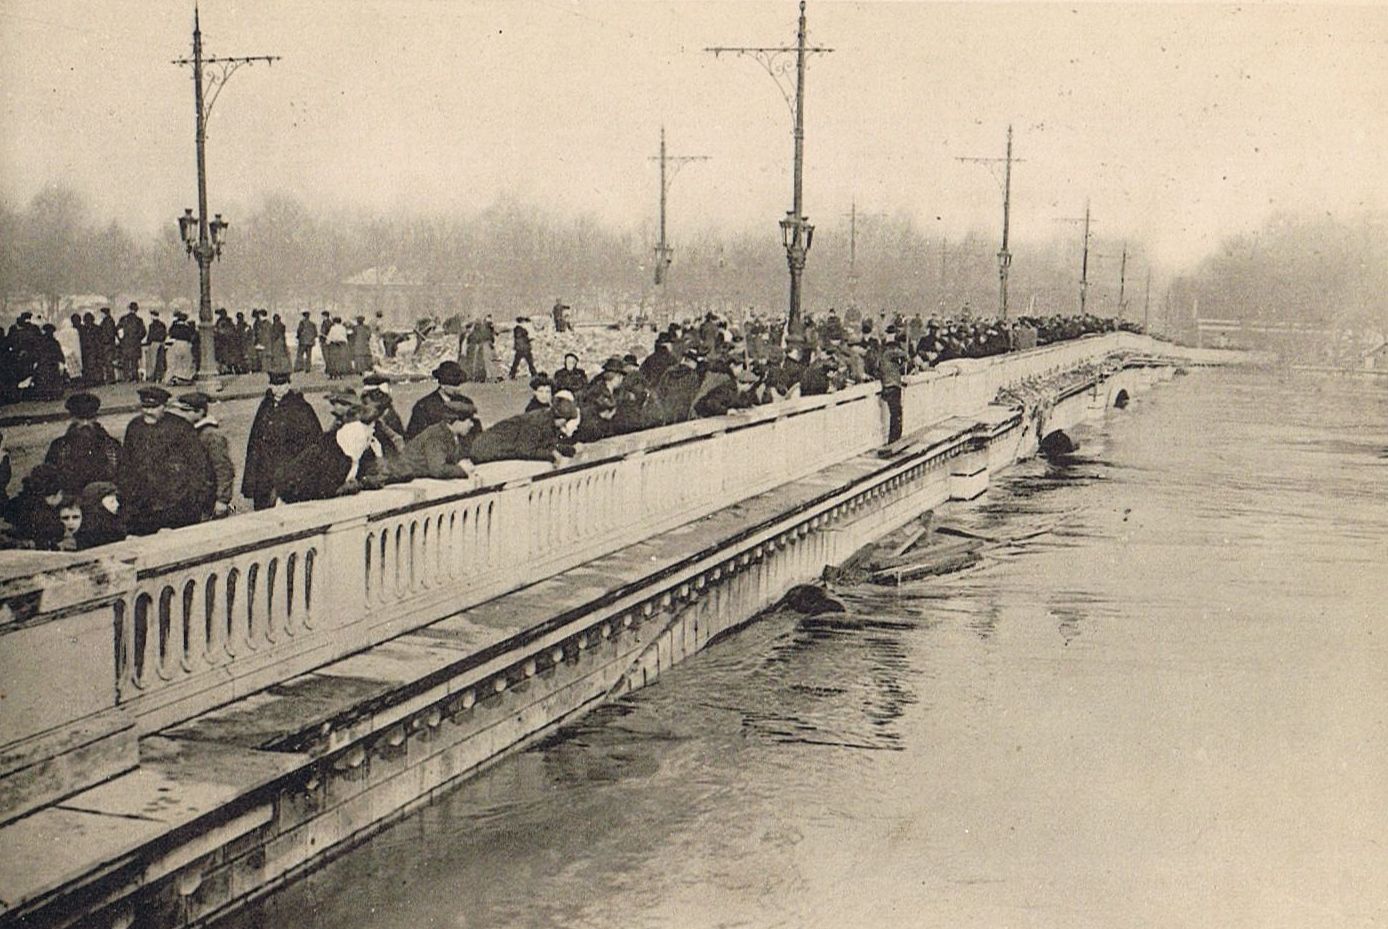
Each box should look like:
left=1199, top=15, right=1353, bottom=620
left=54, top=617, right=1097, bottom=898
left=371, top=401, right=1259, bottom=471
left=648, top=126, right=710, bottom=287
left=706, top=1, right=833, bottom=334
left=956, top=126, right=1023, bottom=318
left=1054, top=202, right=1098, bottom=316
left=170, top=5, right=278, bottom=379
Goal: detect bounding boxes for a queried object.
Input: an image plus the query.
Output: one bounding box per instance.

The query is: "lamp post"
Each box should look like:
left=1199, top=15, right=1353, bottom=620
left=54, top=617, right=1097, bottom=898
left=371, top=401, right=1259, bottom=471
left=176, top=204, right=228, bottom=366
left=780, top=210, right=814, bottom=336
left=172, top=6, right=277, bottom=377
left=706, top=0, right=832, bottom=341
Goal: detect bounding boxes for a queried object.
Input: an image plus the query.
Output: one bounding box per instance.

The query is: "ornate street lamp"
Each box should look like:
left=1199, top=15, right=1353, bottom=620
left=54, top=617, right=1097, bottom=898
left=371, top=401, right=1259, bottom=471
left=178, top=208, right=197, bottom=255
left=208, top=214, right=228, bottom=260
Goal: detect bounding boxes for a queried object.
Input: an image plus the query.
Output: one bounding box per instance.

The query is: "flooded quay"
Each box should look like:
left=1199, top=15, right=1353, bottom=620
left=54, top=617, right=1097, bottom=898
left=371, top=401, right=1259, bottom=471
left=223, top=368, right=1388, bottom=929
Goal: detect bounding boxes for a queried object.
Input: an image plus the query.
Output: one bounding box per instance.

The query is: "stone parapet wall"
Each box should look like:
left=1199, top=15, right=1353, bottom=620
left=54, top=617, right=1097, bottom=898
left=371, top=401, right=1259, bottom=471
left=0, top=332, right=1208, bottom=824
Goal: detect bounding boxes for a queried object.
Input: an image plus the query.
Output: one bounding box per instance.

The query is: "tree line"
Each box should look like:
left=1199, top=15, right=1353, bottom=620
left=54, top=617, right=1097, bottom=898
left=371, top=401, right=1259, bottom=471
left=2, top=184, right=1382, bottom=336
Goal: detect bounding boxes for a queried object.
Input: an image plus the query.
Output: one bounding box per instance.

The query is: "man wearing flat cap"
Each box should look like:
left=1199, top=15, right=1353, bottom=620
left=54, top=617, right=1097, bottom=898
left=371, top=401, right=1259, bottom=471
left=118, top=385, right=214, bottom=535
left=243, top=371, right=322, bottom=511
left=406, top=361, right=466, bottom=440
left=174, top=392, right=234, bottom=518
left=43, top=392, right=123, bottom=497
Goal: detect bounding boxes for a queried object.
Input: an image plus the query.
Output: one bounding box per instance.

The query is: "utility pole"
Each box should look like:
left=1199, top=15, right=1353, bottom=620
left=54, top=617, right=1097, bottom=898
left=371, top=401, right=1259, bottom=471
left=957, top=124, right=1023, bottom=318
left=1142, top=269, right=1152, bottom=332
left=172, top=5, right=278, bottom=377
left=1116, top=242, right=1128, bottom=321
left=1054, top=200, right=1096, bottom=316
left=649, top=126, right=709, bottom=288
left=846, top=198, right=859, bottom=310
left=707, top=1, right=832, bottom=338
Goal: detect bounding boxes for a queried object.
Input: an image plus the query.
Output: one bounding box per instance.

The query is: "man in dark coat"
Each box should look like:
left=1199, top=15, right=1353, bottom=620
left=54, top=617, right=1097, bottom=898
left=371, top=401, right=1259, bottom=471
left=95, top=307, right=118, bottom=384
left=44, top=392, right=122, bottom=497
left=250, top=309, right=269, bottom=373
left=117, top=303, right=146, bottom=382
left=118, top=386, right=213, bottom=535
left=233, top=312, right=251, bottom=374
left=145, top=309, right=168, bottom=383
left=176, top=392, right=234, bottom=518
left=295, top=311, right=317, bottom=372
left=406, top=361, right=466, bottom=440
left=72, top=312, right=96, bottom=385
left=655, top=351, right=702, bottom=424
left=879, top=343, right=907, bottom=444
left=575, top=357, right=624, bottom=442
left=241, top=372, right=323, bottom=510
left=639, top=334, right=677, bottom=384
left=212, top=309, right=234, bottom=374
left=509, top=317, right=536, bottom=379
left=470, top=397, right=580, bottom=465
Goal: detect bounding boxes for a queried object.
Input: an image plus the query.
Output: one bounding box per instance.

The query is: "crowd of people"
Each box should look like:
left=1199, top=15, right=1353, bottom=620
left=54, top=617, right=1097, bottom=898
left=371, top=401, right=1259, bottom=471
left=0, top=303, right=204, bottom=402
left=0, top=304, right=1135, bottom=551
left=0, top=304, right=396, bottom=404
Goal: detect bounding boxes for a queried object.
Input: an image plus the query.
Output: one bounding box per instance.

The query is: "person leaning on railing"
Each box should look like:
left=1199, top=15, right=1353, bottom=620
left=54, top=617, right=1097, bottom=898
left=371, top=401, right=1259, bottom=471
left=470, top=395, right=581, bottom=467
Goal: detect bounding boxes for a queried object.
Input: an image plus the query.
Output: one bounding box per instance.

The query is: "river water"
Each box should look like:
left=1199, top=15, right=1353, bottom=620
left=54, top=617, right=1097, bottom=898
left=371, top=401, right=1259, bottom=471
left=222, top=368, right=1388, bottom=929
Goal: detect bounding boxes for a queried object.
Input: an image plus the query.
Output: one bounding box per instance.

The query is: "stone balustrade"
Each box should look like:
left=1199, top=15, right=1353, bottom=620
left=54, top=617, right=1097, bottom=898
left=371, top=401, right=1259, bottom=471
left=0, top=331, right=1191, bottom=821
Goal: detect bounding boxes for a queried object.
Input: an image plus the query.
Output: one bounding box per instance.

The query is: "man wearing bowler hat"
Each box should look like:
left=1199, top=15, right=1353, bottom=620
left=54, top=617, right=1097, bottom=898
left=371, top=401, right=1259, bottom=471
left=118, top=385, right=214, bottom=535
left=406, top=361, right=467, bottom=440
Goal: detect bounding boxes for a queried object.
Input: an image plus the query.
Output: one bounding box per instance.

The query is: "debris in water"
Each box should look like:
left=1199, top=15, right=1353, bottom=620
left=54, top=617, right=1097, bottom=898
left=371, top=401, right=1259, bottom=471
left=775, top=585, right=847, bottom=615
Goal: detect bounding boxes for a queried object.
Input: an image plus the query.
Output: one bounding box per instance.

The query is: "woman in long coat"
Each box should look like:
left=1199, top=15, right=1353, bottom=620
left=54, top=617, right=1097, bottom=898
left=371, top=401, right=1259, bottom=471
left=324, top=318, right=352, bottom=379
left=265, top=314, right=292, bottom=375
left=165, top=314, right=197, bottom=384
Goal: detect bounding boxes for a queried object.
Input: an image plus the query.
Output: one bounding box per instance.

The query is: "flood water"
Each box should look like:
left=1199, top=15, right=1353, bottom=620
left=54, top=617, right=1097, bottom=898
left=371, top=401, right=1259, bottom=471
left=223, top=369, right=1388, bottom=929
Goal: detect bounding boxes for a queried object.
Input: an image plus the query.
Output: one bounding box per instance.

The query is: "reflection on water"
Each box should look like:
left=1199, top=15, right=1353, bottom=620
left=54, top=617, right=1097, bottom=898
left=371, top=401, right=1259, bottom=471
left=222, top=370, right=1388, bottom=929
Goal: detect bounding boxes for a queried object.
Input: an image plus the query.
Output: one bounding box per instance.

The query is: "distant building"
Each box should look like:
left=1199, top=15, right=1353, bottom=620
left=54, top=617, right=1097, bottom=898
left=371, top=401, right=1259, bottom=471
left=1362, top=341, right=1388, bottom=371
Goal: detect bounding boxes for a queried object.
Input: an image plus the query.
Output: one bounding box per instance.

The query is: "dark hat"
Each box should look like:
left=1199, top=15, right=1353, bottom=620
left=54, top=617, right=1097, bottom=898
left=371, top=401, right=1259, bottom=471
left=361, top=373, right=392, bottom=387
left=26, top=463, right=62, bottom=496
left=326, top=388, right=359, bottom=406
left=529, top=373, right=552, bottom=390
left=360, top=387, right=391, bottom=406
left=176, top=391, right=210, bottom=413
left=551, top=397, right=580, bottom=421
left=445, top=395, right=477, bottom=419
left=268, top=371, right=291, bottom=386
left=601, top=357, right=626, bottom=374
left=127, top=301, right=139, bottom=311
left=65, top=392, right=100, bottom=418
left=137, top=386, right=171, bottom=407
left=433, top=361, right=465, bottom=386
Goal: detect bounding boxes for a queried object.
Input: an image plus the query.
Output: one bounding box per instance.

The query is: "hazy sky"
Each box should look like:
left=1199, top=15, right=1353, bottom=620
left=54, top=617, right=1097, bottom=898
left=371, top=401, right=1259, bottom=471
left=2, top=1, right=1385, bottom=268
